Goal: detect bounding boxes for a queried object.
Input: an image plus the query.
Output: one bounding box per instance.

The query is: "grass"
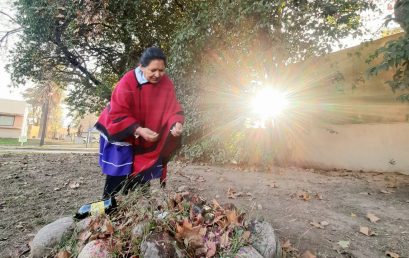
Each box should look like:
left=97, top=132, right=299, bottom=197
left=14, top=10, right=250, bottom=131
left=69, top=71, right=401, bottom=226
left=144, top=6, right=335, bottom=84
left=0, top=138, right=43, bottom=146
left=0, top=137, right=99, bottom=147
left=0, top=138, right=21, bottom=146
left=55, top=227, right=81, bottom=258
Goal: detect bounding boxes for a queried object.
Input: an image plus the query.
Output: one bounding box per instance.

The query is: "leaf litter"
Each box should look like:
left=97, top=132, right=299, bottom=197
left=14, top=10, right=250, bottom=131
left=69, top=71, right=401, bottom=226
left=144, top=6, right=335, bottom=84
left=359, top=226, right=376, bottom=236
left=57, top=189, right=257, bottom=257
left=366, top=213, right=380, bottom=223
left=386, top=251, right=400, bottom=258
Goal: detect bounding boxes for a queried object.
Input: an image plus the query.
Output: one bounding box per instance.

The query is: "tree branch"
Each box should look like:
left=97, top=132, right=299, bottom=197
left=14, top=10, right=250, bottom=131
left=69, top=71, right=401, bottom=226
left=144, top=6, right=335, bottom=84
left=53, top=20, right=101, bottom=86
left=0, top=28, right=23, bottom=45
left=173, top=0, right=186, bottom=12
left=0, top=11, right=18, bottom=24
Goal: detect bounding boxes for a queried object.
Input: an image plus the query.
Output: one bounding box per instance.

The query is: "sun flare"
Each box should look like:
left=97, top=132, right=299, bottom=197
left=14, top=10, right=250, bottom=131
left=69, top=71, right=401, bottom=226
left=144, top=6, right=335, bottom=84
left=251, top=88, right=290, bottom=119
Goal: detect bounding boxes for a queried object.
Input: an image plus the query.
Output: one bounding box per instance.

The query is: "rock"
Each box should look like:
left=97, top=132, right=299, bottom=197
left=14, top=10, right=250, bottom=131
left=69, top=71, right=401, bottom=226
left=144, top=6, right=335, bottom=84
left=236, top=246, right=264, bottom=258
left=140, top=241, right=161, bottom=258
left=248, top=219, right=281, bottom=258
left=31, top=217, right=75, bottom=258
left=140, top=232, right=176, bottom=258
left=77, top=240, right=111, bottom=258
left=131, top=222, right=149, bottom=239
left=76, top=217, right=92, bottom=232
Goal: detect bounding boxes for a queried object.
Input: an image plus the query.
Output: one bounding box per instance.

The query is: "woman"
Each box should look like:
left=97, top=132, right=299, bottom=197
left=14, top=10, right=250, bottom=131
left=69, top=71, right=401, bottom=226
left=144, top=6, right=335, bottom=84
left=95, top=47, right=184, bottom=198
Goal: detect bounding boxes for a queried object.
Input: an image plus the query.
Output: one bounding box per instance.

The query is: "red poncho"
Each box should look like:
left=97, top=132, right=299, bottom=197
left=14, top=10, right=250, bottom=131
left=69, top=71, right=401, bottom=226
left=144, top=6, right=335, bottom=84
left=95, top=70, right=184, bottom=176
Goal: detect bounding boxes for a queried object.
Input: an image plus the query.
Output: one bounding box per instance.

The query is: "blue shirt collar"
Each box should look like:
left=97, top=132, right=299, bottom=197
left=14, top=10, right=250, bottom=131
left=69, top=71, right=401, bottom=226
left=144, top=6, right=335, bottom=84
left=135, top=67, right=148, bottom=85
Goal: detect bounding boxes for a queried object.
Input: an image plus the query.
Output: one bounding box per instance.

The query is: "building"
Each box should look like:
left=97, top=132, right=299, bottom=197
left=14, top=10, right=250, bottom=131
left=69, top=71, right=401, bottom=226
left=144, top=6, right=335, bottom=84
left=0, top=98, right=29, bottom=138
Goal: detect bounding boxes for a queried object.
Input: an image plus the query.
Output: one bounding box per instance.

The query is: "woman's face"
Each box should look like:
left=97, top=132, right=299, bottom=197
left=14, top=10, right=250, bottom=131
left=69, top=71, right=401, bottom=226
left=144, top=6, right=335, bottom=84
left=141, top=59, right=166, bottom=84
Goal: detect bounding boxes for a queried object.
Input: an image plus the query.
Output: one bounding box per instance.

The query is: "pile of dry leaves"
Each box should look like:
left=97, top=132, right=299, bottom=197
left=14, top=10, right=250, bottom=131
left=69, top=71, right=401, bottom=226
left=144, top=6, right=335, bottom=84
left=56, top=189, right=254, bottom=257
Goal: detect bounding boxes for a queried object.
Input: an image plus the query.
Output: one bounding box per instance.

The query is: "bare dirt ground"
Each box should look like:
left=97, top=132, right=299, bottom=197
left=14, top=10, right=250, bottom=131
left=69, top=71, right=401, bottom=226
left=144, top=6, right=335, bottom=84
left=0, top=152, right=408, bottom=258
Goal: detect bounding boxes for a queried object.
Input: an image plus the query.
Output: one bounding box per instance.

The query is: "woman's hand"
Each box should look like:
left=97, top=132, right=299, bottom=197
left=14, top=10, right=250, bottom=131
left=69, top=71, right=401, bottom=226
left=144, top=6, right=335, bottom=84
left=135, top=127, right=159, bottom=142
left=170, top=122, right=183, bottom=137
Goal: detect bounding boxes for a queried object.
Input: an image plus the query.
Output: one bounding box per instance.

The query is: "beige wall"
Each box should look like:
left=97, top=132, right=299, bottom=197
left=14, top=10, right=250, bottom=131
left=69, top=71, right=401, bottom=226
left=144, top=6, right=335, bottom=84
left=288, top=123, right=409, bottom=175
left=0, top=115, right=23, bottom=138
left=0, top=99, right=27, bottom=139
left=0, top=128, right=21, bottom=138
left=286, top=32, right=409, bottom=124
left=0, top=99, right=27, bottom=115
left=275, top=34, right=409, bottom=174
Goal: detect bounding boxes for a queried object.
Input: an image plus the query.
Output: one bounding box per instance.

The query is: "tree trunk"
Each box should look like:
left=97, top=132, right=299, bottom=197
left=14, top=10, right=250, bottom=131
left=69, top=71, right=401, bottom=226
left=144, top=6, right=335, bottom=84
left=39, top=97, right=50, bottom=146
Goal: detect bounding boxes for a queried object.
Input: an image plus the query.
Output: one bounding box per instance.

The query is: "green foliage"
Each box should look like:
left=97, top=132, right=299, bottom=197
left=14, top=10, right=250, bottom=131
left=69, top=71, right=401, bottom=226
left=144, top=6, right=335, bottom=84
left=8, top=0, right=375, bottom=164
left=8, top=0, right=191, bottom=114
left=368, top=0, right=409, bottom=98
left=168, top=0, right=374, bottom=163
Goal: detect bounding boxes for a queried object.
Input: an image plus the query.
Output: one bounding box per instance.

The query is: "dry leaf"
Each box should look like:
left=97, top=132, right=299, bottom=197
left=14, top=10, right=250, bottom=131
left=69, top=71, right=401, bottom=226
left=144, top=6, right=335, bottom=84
left=235, top=192, right=244, bottom=197
left=212, top=199, right=222, bottom=209
left=56, top=250, right=71, bottom=258
left=367, top=213, right=380, bottom=223
left=282, top=239, right=295, bottom=252
left=206, top=241, right=217, bottom=257
left=359, top=192, right=371, bottom=195
left=268, top=182, right=277, bottom=188
left=199, top=227, right=207, bottom=237
left=385, top=251, right=400, bottom=258
left=227, top=187, right=236, bottom=199
left=300, top=192, right=311, bottom=201
left=89, top=233, right=98, bottom=241
left=226, top=210, right=239, bottom=226
left=380, top=189, right=393, bottom=194
left=301, top=250, right=316, bottom=258
left=359, top=226, right=376, bottom=236
left=213, top=215, right=225, bottom=225
left=104, top=220, right=114, bottom=235
left=69, top=182, right=80, bottom=189
left=196, top=176, right=206, bottom=182
left=220, top=231, right=230, bottom=248
left=338, top=240, right=350, bottom=248
left=315, top=193, right=323, bottom=200
left=310, top=221, right=324, bottom=229
left=386, top=179, right=398, bottom=188
left=241, top=231, right=251, bottom=241
left=320, top=221, right=329, bottom=227
left=175, top=219, right=203, bottom=248
left=78, top=230, right=92, bottom=242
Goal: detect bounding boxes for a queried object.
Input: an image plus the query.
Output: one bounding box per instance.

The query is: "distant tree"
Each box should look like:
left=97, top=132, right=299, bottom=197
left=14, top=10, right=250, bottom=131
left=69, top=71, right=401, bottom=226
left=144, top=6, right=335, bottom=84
left=7, top=0, right=194, bottom=115
left=23, top=81, right=63, bottom=138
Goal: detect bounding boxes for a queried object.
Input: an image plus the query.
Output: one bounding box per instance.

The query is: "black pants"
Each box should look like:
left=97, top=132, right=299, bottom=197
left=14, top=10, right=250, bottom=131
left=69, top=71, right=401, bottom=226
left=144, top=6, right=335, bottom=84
left=103, top=174, right=150, bottom=199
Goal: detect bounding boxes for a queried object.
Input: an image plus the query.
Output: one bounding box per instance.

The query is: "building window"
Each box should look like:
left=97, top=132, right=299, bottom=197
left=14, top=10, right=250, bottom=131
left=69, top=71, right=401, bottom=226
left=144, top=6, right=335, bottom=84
left=0, top=115, right=15, bottom=126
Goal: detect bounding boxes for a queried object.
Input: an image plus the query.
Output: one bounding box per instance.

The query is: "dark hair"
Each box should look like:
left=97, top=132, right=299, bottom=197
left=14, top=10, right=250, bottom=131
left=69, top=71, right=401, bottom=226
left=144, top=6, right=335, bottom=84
left=139, top=47, right=167, bottom=67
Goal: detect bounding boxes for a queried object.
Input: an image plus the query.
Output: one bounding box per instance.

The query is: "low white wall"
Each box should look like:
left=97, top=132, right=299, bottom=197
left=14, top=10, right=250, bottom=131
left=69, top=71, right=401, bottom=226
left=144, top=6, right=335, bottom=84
left=290, top=123, right=409, bottom=175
